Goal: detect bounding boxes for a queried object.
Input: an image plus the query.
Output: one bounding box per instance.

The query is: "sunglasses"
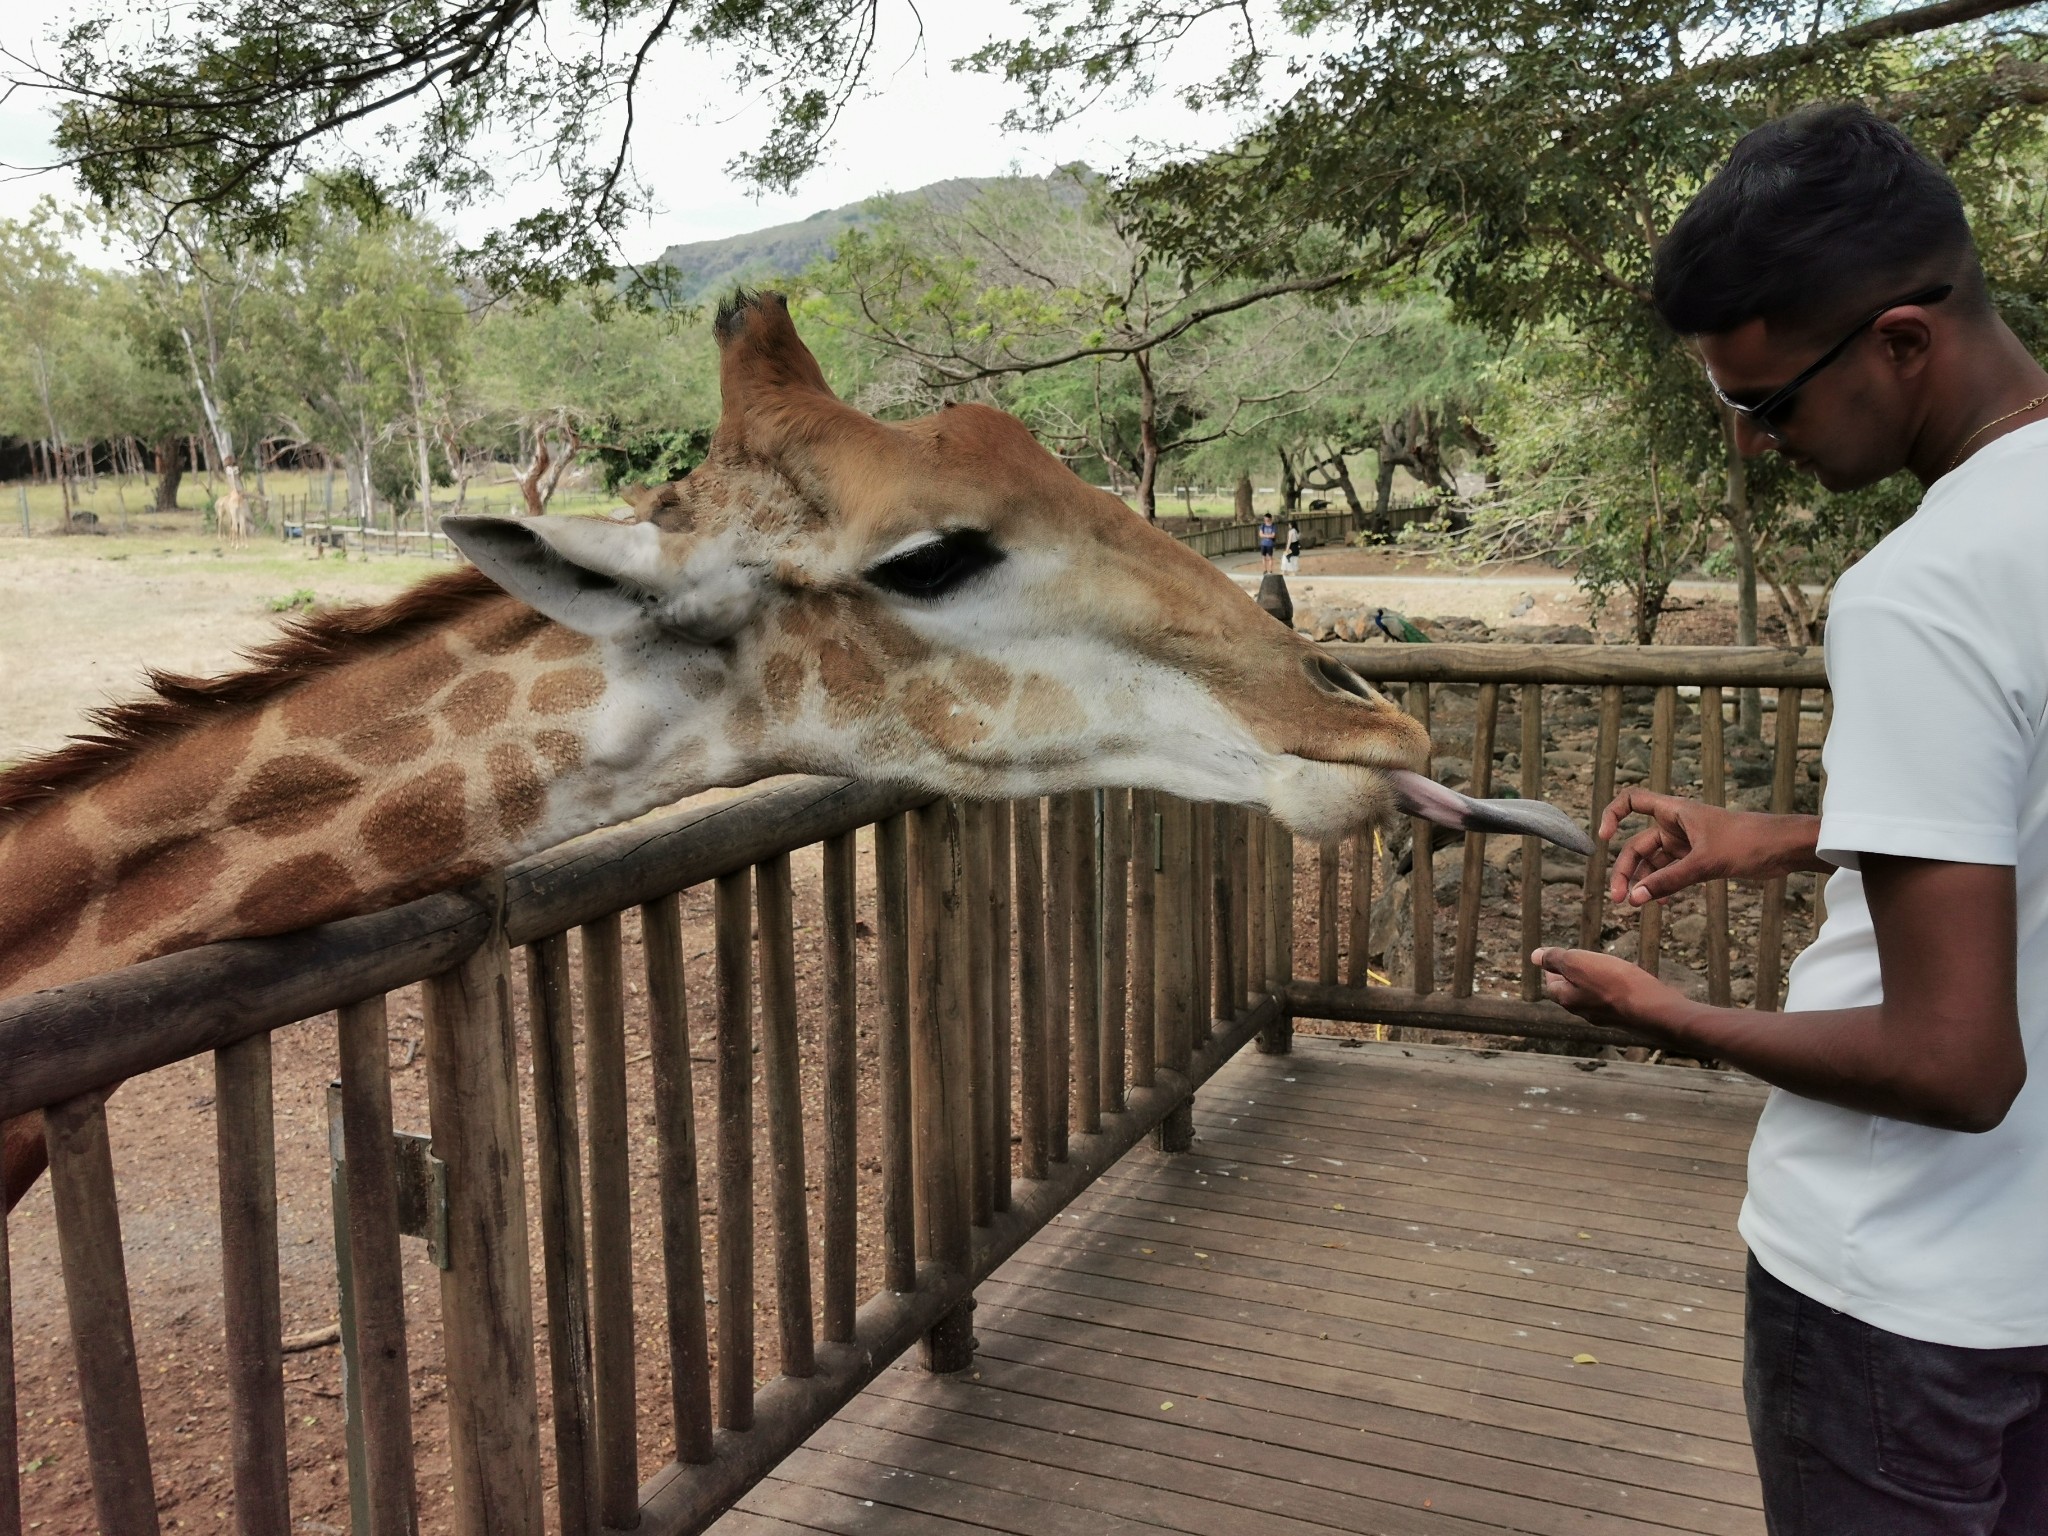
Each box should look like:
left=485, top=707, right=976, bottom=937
left=1710, top=283, right=1953, bottom=441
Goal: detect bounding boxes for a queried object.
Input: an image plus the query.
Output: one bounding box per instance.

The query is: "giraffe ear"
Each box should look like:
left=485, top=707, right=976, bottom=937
left=443, top=513, right=767, bottom=644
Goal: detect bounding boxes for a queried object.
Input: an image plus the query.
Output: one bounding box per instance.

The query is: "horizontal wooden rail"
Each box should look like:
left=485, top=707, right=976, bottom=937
left=1328, top=641, right=1827, bottom=687
left=1283, top=981, right=1655, bottom=1050
left=633, top=993, right=1282, bottom=1534
left=0, top=777, right=927, bottom=1122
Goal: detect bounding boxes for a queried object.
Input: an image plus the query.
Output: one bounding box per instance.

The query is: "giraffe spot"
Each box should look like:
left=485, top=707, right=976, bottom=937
left=534, top=729, right=584, bottom=774
left=99, top=709, right=263, bottom=829
left=487, top=743, right=548, bottom=840
left=533, top=625, right=595, bottom=661
left=1017, top=674, right=1087, bottom=740
left=97, top=835, right=230, bottom=947
left=762, top=653, right=804, bottom=723
left=0, top=809, right=95, bottom=992
left=233, top=853, right=365, bottom=936
left=902, top=676, right=990, bottom=753
left=529, top=668, right=606, bottom=716
left=283, top=636, right=463, bottom=740
left=952, top=656, right=1013, bottom=710
left=362, top=764, right=468, bottom=875
left=445, top=672, right=515, bottom=737
left=457, top=599, right=551, bottom=656
left=817, top=637, right=885, bottom=721
left=226, top=755, right=365, bottom=840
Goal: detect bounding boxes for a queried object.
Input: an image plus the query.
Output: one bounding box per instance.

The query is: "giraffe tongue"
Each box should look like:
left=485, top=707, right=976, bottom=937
left=1389, top=770, right=1596, bottom=857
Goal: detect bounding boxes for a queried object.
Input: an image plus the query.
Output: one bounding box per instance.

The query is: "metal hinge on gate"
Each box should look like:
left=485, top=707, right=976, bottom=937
left=325, top=1081, right=450, bottom=1269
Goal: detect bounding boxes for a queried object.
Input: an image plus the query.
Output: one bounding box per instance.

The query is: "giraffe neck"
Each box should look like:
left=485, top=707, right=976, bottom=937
left=0, top=588, right=733, bottom=999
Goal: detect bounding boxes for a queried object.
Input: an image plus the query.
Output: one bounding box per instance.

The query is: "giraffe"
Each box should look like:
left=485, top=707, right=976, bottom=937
left=0, top=291, right=1587, bottom=1208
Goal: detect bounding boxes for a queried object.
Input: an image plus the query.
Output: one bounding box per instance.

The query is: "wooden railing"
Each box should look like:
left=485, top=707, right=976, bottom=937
left=0, top=643, right=1831, bottom=1536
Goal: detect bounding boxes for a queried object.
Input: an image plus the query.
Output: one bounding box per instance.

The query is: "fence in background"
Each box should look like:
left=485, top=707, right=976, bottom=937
left=0, top=642, right=1829, bottom=1536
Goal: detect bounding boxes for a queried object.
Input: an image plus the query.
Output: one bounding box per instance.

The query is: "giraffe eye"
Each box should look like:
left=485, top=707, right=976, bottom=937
left=866, top=529, right=1005, bottom=600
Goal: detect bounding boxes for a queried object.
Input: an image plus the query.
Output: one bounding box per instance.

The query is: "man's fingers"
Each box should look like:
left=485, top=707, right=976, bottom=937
left=1629, top=855, right=1710, bottom=905
left=1609, top=825, right=1676, bottom=900
left=1597, top=787, right=1678, bottom=842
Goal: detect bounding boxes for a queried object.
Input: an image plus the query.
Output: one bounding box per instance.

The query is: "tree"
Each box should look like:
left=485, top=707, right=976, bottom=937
left=254, top=185, right=467, bottom=526
left=981, top=0, right=2048, bottom=710
left=804, top=171, right=1368, bottom=517
left=19, top=0, right=930, bottom=299
left=0, top=205, right=94, bottom=520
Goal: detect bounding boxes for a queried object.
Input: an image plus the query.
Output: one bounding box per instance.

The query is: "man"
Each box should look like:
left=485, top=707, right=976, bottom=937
left=1258, top=511, right=1278, bottom=573
left=1533, top=104, right=2048, bottom=1533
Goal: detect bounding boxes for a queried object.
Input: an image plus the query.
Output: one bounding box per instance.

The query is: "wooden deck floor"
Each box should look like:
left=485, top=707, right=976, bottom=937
left=712, top=1037, right=1769, bottom=1536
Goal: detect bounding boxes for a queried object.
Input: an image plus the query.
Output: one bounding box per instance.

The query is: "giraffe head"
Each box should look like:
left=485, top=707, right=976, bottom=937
left=446, top=292, right=1587, bottom=849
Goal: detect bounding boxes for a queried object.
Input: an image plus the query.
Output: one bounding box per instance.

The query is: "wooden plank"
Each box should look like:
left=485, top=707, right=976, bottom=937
left=1453, top=680, right=1500, bottom=996
left=1229, top=807, right=1252, bottom=1011
left=1581, top=684, right=1625, bottom=950
left=1244, top=812, right=1266, bottom=1005
left=1327, top=641, right=1824, bottom=687
left=1070, top=793, right=1102, bottom=1136
left=525, top=934, right=597, bottom=1536
left=1519, top=682, right=1545, bottom=1001
left=1012, top=798, right=1050, bottom=1181
left=1101, top=789, right=1131, bottom=1115
left=756, top=853, right=817, bottom=1381
left=1154, top=796, right=1194, bottom=1074
left=214, top=1032, right=292, bottom=1536
left=1408, top=682, right=1435, bottom=995
left=1191, top=801, right=1214, bottom=1047
left=910, top=802, right=974, bottom=1276
left=46, top=1093, right=159, bottom=1535
left=820, top=832, right=860, bottom=1339
left=1756, top=687, right=1804, bottom=1010
left=336, top=996, right=418, bottom=1536
left=989, top=809, right=1015, bottom=1213
left=1129, top=792, right=1158, bottom=1091
left=875, top=815, right=916, bottom=1293
left=423, top=937, right=544, bottom=1536
left=1346, top=826, right=1372, bottom=990
left=0, top=1197, right=16, bottom=1536
left=853, top=1350, right=1759, bottom=1534
left=715, top=868, right=757, bottom=1430
left=1317, top=838, right=1341, bottom=985
left=1286, top=979, right=1653, bottom=1049
left=1639, top=686, right=1677, bottom=978
left=1044, top=794, right=1075, bottom=1160
left=583, top=912, right=644, bottom=1506
left=963, top=804, right=995, bottom=1225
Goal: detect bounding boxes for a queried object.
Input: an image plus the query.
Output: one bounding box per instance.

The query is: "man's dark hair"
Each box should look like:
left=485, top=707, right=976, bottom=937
left=1653, top=103, right=1979, bottom=337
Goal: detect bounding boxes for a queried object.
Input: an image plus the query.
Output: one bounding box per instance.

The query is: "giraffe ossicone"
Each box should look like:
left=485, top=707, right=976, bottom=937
left=0, top=289, right=1588, bottom=1208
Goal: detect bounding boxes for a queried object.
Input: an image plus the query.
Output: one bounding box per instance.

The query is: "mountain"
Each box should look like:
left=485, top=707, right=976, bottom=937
left=646, top=173, right=1081, bottom=303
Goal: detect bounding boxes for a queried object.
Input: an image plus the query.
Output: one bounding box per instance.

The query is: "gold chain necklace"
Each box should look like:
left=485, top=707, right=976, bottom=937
left=1945, top=391, right=2048, bottom=474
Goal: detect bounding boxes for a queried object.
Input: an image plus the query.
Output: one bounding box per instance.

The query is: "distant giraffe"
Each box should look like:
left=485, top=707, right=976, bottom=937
left=0, top=290, right=1585, bottom=1208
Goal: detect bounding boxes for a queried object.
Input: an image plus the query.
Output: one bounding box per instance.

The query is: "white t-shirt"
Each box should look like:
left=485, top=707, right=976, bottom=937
left=1739, top=418, right=2048, bottom=1350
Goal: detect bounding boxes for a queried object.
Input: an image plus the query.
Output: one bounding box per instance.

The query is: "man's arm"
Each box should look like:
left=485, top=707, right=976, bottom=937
left=1536, top=853, right=2024, bottom=1132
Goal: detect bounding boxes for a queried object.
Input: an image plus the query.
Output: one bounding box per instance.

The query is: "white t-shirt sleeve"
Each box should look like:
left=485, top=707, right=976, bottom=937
left=1816, top=596, right=2028, bottom=870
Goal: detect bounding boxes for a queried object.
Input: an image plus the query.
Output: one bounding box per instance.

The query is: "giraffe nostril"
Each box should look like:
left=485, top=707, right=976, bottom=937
left=1308, top=654, right=1381, bottom=703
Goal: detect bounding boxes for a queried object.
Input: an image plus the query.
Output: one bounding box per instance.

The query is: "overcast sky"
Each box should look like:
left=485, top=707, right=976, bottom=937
left=0, top=2, right=1308, bottom=260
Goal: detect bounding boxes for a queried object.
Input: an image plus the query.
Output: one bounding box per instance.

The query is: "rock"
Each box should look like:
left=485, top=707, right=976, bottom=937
left=1544, top=749, right=1593, bottom=770
left=1510, top=592, right=1535, bottom=617
left=1670, top=913, right=1709, bottom=949
left=1432, top=615, right=1492, bottom=638
left=1540, top=854, right=1587, bottom=884
left=1497, top=622, right=1596, bottom=645
left=1431, top=848, right=1505, bottom=904
left=1734, top=785, right=1774, bottom=811
left=1731, top=757, right=1774, bottom=789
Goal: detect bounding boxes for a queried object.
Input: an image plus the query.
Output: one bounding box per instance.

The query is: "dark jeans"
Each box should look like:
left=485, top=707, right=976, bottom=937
left=1746, top=1255, right=2048, bottom=1534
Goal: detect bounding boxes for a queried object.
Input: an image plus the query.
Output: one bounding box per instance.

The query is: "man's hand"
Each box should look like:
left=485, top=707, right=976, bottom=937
left=1530, top=947, right=1695, bottom=1039
left=1601, top=789, right=1825, bottom=906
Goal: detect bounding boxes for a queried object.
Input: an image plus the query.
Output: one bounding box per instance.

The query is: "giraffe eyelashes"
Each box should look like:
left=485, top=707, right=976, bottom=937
left=865, top=529, right=1005, bottom=600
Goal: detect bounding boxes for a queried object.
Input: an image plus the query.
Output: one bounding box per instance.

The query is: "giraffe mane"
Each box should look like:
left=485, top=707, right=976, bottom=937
left=0, top=565, right=506, bottom=818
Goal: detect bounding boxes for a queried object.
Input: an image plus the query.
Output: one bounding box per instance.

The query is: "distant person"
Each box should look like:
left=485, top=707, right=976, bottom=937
left=1257, top=513, right=1277, bottom=573
left=1283, top=522, right=1302, bottom=574
left=1534, top=104, right=2048, bottom=1533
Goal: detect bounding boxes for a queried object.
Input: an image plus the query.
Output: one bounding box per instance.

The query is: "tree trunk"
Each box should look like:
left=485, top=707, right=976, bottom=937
left=1326, top=453, right=1367, bottom=529
left=1278, top=448, right=1300, bottom=514
left=1720, top=412, right=1763, bottom=735
left=1233, top=469, right=1254, bottom=523
left=519, top=430, right=553, bottom=518
left=154, top=436, right=185, bottom=512
left=1133, top=350, right=1160, bottom=521
left=1371, top=451, right=1396, bottom=531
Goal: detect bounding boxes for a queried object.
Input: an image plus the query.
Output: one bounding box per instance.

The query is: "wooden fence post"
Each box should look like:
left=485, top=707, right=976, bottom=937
left=423, top=934, right=544, bottom=1536
left=911, top=801, right=976, bottom=1373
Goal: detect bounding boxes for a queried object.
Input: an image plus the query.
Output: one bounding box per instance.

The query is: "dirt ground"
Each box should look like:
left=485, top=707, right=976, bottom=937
left=2, top=526, right=1821, bottom=1532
